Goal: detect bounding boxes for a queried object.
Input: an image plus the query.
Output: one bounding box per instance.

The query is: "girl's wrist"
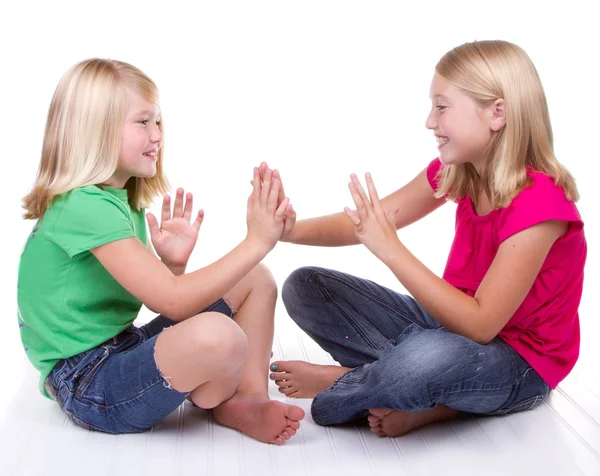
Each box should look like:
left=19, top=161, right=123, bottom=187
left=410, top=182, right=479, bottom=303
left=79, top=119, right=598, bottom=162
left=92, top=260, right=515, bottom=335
left=162, top=259, right=187, bottom=276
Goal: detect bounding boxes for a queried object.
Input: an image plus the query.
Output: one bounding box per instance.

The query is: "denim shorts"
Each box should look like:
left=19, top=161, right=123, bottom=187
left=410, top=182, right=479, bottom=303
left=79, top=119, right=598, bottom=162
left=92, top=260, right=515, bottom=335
left=45, top=298, right=233, bottom=434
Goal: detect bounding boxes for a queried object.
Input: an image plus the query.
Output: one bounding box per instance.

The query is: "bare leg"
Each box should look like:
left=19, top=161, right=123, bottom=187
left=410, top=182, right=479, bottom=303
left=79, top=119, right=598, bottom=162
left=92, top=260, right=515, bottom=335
left=269, top=361, right=352, bottom=398
left=367, top=406, right=459, bottom=437
left=154, top=311, right=248, bottom=409
left=213, top=264, right=305, bottom=445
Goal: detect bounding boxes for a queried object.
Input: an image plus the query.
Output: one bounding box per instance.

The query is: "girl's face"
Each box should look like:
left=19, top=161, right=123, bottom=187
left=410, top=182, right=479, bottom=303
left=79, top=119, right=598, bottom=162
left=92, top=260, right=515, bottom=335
left=110, top=89, right=163, bottom=188
left=425, top=73, right=503, bottom=172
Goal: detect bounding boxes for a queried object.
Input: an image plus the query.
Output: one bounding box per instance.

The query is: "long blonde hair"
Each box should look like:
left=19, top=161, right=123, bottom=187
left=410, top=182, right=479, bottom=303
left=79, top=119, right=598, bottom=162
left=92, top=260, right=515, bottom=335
left=23, top=59, right=169, bottom=219
left=433, top=40, right=578, bottom=208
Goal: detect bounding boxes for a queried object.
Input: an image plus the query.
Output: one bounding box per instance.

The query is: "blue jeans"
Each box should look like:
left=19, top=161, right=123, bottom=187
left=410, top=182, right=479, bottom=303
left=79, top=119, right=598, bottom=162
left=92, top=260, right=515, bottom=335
left=44, top=299, right=233, bottom=434
left=282, top=267, right=550, bottom=426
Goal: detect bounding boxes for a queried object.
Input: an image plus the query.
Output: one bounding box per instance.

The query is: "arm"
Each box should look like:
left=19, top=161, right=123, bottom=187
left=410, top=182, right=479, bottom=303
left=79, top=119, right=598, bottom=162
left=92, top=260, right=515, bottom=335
left=92, top=237, right=268, bottom=321
left=383, top=220, right=567, bottom=343
left=148, top=239, right=186, bottom=276
left=346, top=173, right=568, bottom=344
left=92, top=168, right=289, bottom=321
left=263, top=164, right=446, bottom=247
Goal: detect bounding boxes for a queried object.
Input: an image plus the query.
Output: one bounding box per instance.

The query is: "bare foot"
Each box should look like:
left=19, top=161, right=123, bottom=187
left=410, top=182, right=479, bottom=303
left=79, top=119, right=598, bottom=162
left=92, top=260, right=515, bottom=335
left=269, top=360, right=351, bottom=398
left=368, top=406, right=459, bottom=437
left=213, top=393, right=305, bottom=445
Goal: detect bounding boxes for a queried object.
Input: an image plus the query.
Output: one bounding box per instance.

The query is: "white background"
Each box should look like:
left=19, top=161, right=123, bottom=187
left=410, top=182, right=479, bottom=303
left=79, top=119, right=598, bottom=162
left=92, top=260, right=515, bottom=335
left=1, top=0, right=598, bottom=417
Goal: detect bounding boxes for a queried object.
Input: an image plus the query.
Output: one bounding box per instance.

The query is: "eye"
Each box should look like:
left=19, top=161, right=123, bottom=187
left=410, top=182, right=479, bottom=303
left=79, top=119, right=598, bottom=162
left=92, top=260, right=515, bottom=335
left=139, top=119, right=149, bottom=125
left=436, top=105, right=447, bottom=111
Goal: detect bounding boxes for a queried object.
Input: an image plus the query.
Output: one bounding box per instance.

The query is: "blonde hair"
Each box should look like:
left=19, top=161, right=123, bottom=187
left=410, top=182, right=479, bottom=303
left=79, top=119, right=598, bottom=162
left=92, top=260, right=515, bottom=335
left=433, top=40, right=578, bottom=208
left=23, top=59, right=169, bottom=219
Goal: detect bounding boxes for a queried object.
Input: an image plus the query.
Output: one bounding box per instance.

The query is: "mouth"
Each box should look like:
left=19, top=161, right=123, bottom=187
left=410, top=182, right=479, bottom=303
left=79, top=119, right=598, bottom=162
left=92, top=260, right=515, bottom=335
left=436, top=136, right=449, bottom=149
left=143, top=150, right=158, bottom=160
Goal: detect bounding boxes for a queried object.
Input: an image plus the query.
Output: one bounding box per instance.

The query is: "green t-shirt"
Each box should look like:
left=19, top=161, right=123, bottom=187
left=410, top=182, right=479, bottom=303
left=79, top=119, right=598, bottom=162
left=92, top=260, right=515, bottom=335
left=17, top=185, right=147, bottom=397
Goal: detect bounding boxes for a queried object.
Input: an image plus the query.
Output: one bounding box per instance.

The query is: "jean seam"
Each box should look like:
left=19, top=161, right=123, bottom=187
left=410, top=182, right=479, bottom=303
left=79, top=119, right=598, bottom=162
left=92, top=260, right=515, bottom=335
left=320, top=284, right=382, bottom=350
left=311, top=269, right=434, bottom=330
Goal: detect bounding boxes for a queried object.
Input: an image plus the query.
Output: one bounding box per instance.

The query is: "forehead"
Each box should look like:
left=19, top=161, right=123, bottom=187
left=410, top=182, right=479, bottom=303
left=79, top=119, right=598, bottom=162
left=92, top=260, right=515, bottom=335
left=429, top=73, right=475, bottom=105
left=126, top=89, right=160, bottom=116
left=429, top=73, right=454, bottom=97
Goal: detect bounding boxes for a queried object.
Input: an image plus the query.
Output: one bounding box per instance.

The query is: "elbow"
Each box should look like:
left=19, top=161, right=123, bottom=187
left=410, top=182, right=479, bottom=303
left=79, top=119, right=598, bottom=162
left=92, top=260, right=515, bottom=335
left=146, top=276, right=186, bottom=321
left=469, top=328, right=498, bottom=346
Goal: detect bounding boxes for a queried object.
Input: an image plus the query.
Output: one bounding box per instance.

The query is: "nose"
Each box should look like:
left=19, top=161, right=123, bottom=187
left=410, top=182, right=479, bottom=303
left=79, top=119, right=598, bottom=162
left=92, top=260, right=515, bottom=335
left=151, top=124, right=163, bottom=144
left=425, top=108, right=436, bottom=130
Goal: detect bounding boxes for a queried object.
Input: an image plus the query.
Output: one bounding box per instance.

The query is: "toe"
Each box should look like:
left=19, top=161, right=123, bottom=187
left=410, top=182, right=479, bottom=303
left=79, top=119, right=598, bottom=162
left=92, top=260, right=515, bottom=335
left=270, top=371, right=289, bottom=381
left=367, top=414, right=381, bottom=424
left=270, top=361, right=286, bottom=372
left=369, top=408, right=392, bottom=418
left=287, top=419, right=301, bottom=430
left=280, top=431, right=291, bottom=440
left=285, top=405, right=305, bottom=421
left=286, top=427, right=297, bottom=437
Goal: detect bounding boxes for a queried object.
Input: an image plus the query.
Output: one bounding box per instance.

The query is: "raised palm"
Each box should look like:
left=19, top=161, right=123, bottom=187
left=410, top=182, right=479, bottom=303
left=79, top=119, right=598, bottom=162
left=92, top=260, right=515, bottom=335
left=146, top=188, right=204, bottom=267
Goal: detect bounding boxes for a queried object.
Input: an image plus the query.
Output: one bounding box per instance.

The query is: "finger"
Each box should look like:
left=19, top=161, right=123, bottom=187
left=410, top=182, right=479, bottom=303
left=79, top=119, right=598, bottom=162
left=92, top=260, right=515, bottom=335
left=258, top=161, right=269, bottom=181
left=268, top=178, right=280, bottom=213
left=365, top=172, right=381, bottom=207
left=183, top=192, right=193, bottom=221
left=348, top=181, right=368, bottom=221
left=261, top=168, right=273, bottom=203
left=350, top=174, right=371, bottom=209
left=146, top=213, right=161, bottom=240
left=173, top=188, right=185, bottom=218
left=192, top=209, right=204, bottom=233
left=252, top=167, right=261, bottom=200
left=161, top=194, right=171, bottom=223
left=275, top=197, right=290, bottom=219
left=273, top=169, right=285, bottom=204
left=344, top=207, right=361, bottom=226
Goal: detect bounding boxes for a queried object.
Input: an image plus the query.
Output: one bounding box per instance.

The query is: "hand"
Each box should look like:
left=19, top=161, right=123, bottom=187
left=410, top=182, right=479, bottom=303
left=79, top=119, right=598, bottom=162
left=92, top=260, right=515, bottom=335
left=246, top=167, right=290, bottom=252
left=258, top=162, right=296, bottom=242
left=344, top=173, right=402, bottom=261
left=146, top=188, right=204, bottom=268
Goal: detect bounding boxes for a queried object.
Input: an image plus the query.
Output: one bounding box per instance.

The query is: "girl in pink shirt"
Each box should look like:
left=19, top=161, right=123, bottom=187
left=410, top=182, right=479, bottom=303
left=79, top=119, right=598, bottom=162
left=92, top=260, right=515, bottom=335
left=264, top=40, right=586, bottom=436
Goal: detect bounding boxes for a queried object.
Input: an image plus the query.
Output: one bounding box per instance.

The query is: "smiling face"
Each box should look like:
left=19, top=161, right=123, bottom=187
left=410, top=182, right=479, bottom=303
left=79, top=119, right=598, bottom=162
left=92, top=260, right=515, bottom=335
left=425, top=73, right=499, bottom=172
left=108, top=89, right=163, bottom=188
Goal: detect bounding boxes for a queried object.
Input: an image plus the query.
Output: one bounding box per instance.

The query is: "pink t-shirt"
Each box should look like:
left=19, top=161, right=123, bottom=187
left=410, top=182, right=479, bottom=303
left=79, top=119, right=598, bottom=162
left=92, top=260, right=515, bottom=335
left=427, top=158, right=586, bottom=389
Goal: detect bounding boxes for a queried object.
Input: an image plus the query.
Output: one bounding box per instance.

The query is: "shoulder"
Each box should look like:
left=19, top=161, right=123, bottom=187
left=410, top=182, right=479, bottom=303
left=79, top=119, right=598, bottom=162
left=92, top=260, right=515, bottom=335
left=426, top=158, right=443, bottom=191
left=497, top=169, right=583, bottom=242
left=511, top=169, right=579, bottom=216
left=52, top=186, right=130, bottom=216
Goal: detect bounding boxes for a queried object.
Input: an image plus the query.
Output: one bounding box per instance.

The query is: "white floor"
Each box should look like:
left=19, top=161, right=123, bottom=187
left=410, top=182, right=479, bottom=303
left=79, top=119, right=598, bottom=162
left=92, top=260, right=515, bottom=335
left=1, top=316, right=599, bottom=476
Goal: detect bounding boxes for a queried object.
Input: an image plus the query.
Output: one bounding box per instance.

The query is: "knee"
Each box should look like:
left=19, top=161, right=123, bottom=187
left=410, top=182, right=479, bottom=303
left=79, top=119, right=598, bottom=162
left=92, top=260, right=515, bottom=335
left=282, top=266, right=320, bottom=306
left=384, top=331, right=467, bottom=385
left=191, top=312, right=248, bottom=366
left=249, top=263, right=277, bottom=298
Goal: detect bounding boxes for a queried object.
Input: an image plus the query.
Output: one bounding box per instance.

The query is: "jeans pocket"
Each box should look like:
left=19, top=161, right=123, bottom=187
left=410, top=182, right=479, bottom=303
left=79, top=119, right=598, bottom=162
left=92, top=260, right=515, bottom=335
left=74, top=348, right=110, bottom=402
left=491, top=367, right=550, bottom=415
left=501, top=394, right=546, bottom=414
left=68, top=412, right=106, bottom=432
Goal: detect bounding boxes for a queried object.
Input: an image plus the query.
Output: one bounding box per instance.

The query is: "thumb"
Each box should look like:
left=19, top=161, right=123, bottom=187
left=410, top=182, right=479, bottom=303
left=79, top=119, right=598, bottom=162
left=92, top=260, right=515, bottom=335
left=146, top=213, right=161, bottom=240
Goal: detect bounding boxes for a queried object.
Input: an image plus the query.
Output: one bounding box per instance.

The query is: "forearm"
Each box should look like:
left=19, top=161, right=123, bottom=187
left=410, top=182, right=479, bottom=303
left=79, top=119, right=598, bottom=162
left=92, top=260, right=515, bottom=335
left=382, top=242, right=488, bottom=343
left=167, top=239, right=269, bottom=320
left=287, top=212, right=360, bottom=247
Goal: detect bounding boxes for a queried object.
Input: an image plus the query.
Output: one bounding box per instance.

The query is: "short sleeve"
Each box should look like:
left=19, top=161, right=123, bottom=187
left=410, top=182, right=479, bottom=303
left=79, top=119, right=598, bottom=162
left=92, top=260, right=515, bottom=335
left=427, top=158, right=443, bottom=191
left=49, top=188, right=136, bottom=257
left=498, top=173, right=583, bottom=243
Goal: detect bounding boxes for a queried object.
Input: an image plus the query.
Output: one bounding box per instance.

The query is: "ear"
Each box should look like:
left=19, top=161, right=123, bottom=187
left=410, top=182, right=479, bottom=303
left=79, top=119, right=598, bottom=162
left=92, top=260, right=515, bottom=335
left=490, top=98, right=506, bottom=132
